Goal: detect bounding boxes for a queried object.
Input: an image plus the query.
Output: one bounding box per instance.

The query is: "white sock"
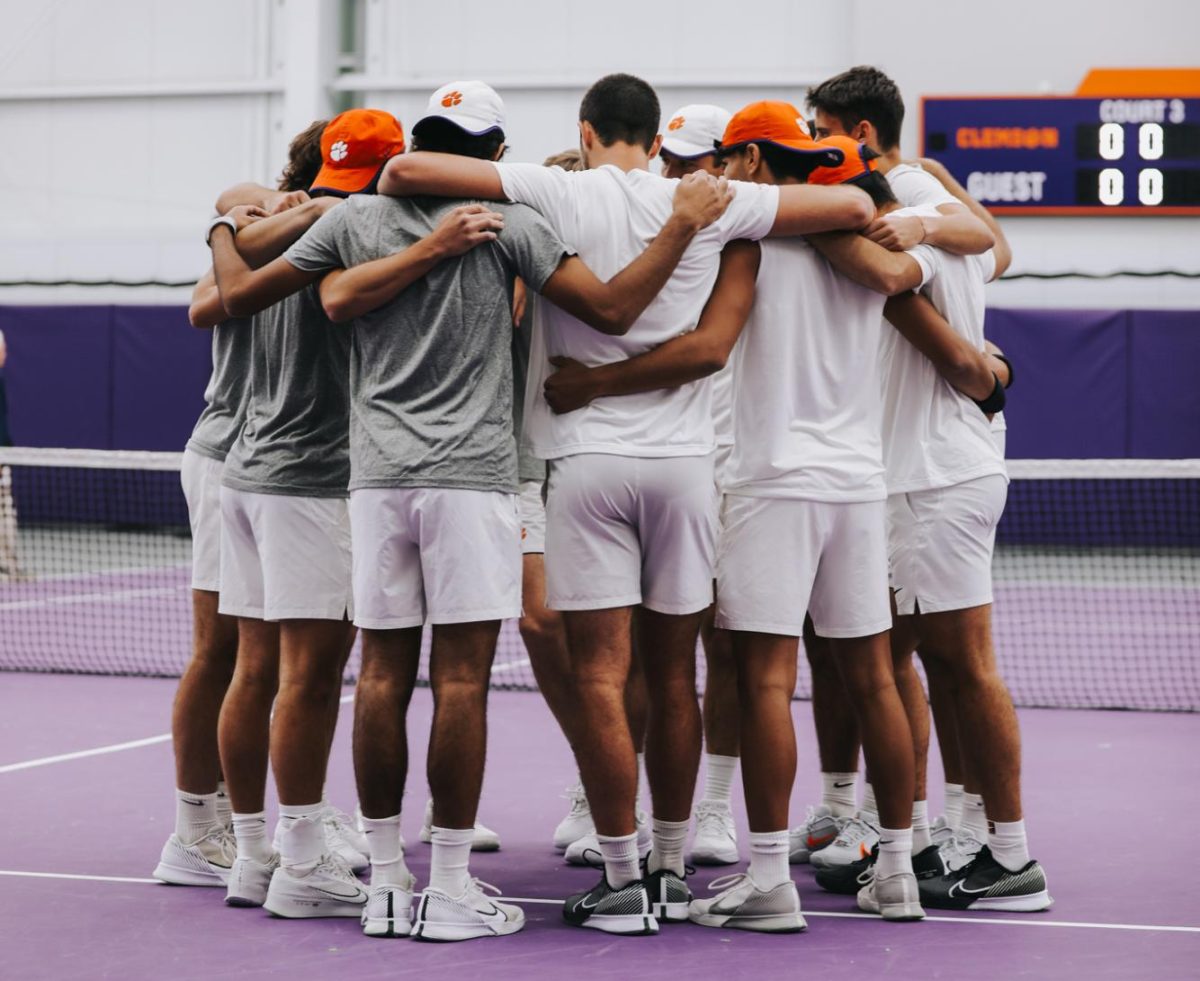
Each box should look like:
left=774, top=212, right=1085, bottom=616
left=988, top=818, right=1030, bottom=873
left=598, top=831, right=641, bottom=890
left=361, top=813, right=410, bottom=887
left=648, top=818, right=689, bottom=876
left=231, top=811, right=273, bottom=864
left=912, top=800, right=931, bottom=853
left=175, top=789, right=220, bottom=844
left=277, top=802, right=325, bottom=868
left=748, top=831, right=790, bottom=889
left=821, top=771, right=858, bottom=818
left=703, top=754, right=738, bottom=803
left=943, top=783, right=965, bottom=831
left=635, top=753, right=646, bottom=806
left=876, top=826, right=914, bottom=879
left=860, top=782, right=878, bottom=821
left=962, top=792, right=987, bottom=841
left=429, top=825, right=474, bottom=896
left=215, top=781, right=232, bottom=828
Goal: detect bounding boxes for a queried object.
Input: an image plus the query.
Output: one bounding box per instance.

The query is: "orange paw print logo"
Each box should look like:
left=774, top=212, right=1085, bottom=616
left=441, top=91, right=464, bottom=108
left=668, top=116, right=686, bottom=131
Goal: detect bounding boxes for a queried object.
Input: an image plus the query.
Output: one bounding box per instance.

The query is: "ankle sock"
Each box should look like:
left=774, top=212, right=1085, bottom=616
left=911, top=800, right=932, bottom=853
left=231, top=811, right=273, bottom=864
left=175, top=789, right=220, bottom=844
left=821, top=771, right=858, bottom=818
left=361, top=813, right=410, bottom=887
left=988, top=818, right=1031, bottom=873
left=943, top=783, right=965, bottom=831
left=748, top=830, right=790, bottom=889
left=598, top=831, right=641, bottom=889
left=429, top=825, right=473, bottom=896
left=277, top=802, right=325, bottom=868
left=648, top=818, right=689, bottom=875
left=962, top=792, right=987, bottom=841
left=876, top=826, right=914, bottom=879
left=703, top=754, right=738, bottom=802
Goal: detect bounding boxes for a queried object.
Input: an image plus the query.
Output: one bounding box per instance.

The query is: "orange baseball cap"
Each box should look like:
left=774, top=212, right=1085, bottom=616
left=309, top=109, right=406, bottom=196
left=805, top=136, right=880, bottom=185
left=721, top=101, right=844, bottom=167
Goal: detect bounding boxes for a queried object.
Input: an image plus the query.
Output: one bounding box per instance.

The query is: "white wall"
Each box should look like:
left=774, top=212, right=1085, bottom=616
left=0, top=0, right=1197, bottom=307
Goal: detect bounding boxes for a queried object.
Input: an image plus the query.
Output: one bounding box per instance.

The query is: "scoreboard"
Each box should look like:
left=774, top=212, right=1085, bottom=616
left=921, top=96, right=1200, bottom=215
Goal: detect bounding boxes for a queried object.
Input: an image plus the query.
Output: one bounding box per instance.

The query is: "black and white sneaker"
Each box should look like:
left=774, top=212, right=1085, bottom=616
left=919, top=845, right=1053, bottom=912
left=817, top=843, right=944, bottom=896
left=563, top=874, right=659, bottom=935
left=644, top=865, right=693, bottom=922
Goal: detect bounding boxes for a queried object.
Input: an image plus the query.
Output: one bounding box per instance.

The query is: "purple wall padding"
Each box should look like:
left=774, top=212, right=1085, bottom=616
left=0, top=306, right=115, bottom=449
left=985, top=308, right=1130, bottom=458
left=1128, top=310, right=1200, bottom=458
left=0, top=305, right=1197, bottom=458
left=111, top=306, right=211, bottom=451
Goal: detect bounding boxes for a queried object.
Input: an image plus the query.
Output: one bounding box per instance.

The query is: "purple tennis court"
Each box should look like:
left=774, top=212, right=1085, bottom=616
left=2, top=673, right=1198, bottom=981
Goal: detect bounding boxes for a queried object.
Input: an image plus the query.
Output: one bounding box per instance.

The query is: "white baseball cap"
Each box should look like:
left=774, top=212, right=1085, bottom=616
left=413, top=80, right=506, bottom=138
left=661, top=104, right=733, bottom=159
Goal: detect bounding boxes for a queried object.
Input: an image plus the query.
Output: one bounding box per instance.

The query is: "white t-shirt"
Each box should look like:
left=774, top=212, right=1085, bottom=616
left=712, top=357, right=737, bottom=448
left=496, top=162, right=780, bottom=459
left=880, top=206, right=1007, bottom=494
left=725, top=238, right=888, bottom=502
left=886, top=163, right=958, bottom=210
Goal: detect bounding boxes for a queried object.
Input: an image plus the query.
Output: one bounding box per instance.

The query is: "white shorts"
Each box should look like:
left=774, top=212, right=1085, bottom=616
left=181, top=448, right=223, bottom=592
left=716, top=494, right=892, bottom=639
left=349, top=487, right=521, bottom=629
left=888, top=474, right=1008, bottom=616
left=545, top=453, right=718, bottom=615
left=218, top=487, right=353, bottom=621
left=518, top=480, right=547, bottom=555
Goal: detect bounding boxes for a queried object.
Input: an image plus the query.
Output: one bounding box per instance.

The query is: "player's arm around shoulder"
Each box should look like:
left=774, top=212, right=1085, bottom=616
left=378, top=151, right=507, bottom=200
left=883, top=291, right=998, bottom=402
left=807, top=227, right=926, bottom=296
left=770, top=183, right=874, bottom=237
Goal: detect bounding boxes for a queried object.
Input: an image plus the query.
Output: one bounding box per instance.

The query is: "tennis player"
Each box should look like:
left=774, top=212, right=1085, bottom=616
left=153, top=120, right=330, bottom=889
left=376, top=76, right=878, bottom=934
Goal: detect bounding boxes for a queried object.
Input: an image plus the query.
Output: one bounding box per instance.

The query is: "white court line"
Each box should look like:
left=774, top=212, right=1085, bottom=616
left=0, top=690, right=355, bottom=767
left=491, top=658, right=531, bottom=675
left=0, top=874, right=1195, bottom=934
left=0, top=734, right=173, bottom=773
left=0, top=585, right=188, bottom=612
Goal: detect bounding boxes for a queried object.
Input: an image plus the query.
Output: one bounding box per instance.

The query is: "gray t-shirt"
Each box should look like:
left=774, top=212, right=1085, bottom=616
left=221, top=286, right=352, bottom=497
left=285, top=195, right=568, bottom=494
left=511, top=301, right=547, bottom=483
left=187, top=315, right=254, bottom=462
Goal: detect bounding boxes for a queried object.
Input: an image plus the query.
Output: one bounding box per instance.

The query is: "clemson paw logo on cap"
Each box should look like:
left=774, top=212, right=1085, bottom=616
left=441, top=91, right=463, bottom=108
left=330, top=140, right=349, bottom=162
left=668, top=116, right=686, bottom=131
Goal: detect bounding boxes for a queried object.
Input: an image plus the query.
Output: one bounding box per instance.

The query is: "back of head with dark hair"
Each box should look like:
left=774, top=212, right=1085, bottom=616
left=411, top=116, right=506, bottom=160
left=279, top=119, right=328, bottom=191
left=805, top=66, right=905, bottom=151
left=751, top=142, right=828, bottom=183
left=851, top=170, right=897, bottom=209
left=579, top=73, right=660, bottom=152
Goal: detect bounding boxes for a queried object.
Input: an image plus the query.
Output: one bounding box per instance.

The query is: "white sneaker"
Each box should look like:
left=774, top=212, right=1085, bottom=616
left=689, top=799, right=739, bottom=866
left=857, top=868, right=925, bottom=921
left=808, top=813, right=880, bottom=869
left=564, top=809, right=651, bottom=866
left=787, top=805, right=847, bottom=864
left=688, top=873, right=807, bottom=933
left=411, top=879, right=525, bottom=942
left=263, top=853, right=369, bottom=919
left=418, top=799, right=501, bottom=852
left=930, top=815, right=955, bottom=848
left=553, top=784, right=593, bottom=851
left=225, top=852, right=279, bottom=907
left=153, top=828, right=236, bottom=886
left=362, top=874, right=416, bottom=938
left=272, top=809, right=369, bottom=873
left=938, top=830, right=984, bottom=873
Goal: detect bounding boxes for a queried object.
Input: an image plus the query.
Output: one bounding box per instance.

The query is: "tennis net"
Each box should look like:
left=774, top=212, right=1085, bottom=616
left=1, top=448, right=1196, bottom=711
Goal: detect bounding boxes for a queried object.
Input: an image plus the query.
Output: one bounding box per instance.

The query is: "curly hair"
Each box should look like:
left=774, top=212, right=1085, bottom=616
left=277, top=119, right=328, bottom=192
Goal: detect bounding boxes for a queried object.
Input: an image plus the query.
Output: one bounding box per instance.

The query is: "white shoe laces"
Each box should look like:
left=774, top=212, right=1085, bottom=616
left=832, top=815, right=876, bottom=848
left=707, top=872, right=751, bottom=894
left=694, top=801, right=734, bottom=839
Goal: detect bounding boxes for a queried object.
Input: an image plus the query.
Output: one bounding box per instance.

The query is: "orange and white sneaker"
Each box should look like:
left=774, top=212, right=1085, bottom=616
left=808, top=813, right=879, bottom=870
left=787, top=805, right=847, bottom=864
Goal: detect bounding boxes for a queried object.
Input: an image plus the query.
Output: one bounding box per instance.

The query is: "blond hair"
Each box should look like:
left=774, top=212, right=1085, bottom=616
left=543, top=148, right=583, bottom=172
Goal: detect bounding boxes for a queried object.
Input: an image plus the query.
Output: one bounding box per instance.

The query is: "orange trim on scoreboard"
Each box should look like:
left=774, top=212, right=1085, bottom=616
left=984, top=206, right=1200, bottom=216
left=1075, top=69, right=1200, bottom=98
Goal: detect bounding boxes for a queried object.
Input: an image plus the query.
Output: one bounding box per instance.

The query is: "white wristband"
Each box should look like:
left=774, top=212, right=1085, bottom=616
left=205, top=215, right=238, bottom=247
